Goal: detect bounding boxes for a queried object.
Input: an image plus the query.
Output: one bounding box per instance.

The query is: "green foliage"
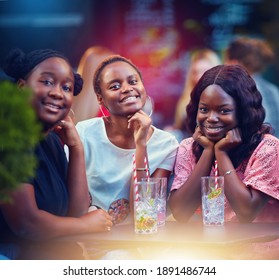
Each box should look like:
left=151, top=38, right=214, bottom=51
left=0, top=81, right=42, bottom=202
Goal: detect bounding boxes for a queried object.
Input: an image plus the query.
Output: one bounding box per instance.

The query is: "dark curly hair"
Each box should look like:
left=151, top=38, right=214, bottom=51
left=3, top=48, right=83, bottom=96
left=186, top=64, right=272, bottom=166
left=93, top=54, right=143, bottom=95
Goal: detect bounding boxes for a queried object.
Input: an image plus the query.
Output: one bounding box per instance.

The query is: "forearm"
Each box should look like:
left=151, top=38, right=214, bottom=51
left=215, top=150, right=267, bottom=222
left=72, top=88, right=99, bottom=123
left=4, top=209, right=88, bottom=241
left=67, top=145, right=90, bottom=216
left=169, top=148, right=214, bottom=222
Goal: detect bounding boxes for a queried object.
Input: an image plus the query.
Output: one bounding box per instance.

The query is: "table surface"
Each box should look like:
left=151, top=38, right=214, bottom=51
left=61, top=221, right=279, bottom=246
left=58, top=222, right=279, bottom=259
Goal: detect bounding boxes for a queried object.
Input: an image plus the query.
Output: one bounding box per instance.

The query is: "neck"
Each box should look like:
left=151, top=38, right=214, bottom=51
left=105, top=115, right=132, bottom=135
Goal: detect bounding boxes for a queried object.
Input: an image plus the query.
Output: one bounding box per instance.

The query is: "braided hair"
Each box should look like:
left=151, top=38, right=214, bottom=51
left=3, top=48, right=83, bottom=96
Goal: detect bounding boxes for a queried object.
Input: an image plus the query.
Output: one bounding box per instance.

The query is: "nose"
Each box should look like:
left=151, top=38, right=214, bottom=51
left=121, top=82, right=133, bottom=93
left=49, top=85, right=63, bottom=98
left=207, top=111, right=219, bottom=122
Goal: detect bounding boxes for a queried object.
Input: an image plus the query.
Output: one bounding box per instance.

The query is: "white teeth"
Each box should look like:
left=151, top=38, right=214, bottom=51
left=206, top=127, right=222, bottom=132
left=46, top=104, right=60, bottom=109
left=122, top=96, right=137, bottom=103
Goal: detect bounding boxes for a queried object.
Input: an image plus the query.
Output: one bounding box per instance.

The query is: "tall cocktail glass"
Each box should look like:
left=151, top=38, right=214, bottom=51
left=201, top=176, right=224, bottom=226
left=141, top=178, right=168, bottom=227
left=134, top=181, right=158, bottom=234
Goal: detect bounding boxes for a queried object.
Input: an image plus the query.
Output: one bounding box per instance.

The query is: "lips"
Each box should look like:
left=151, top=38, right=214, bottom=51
left=120, top=95, right=139, bottom=103
left=44, top=103, right=62, bottom=109
left=43, top=102, right=64, bottom=113
left=204, top=126, right=224, bottom=133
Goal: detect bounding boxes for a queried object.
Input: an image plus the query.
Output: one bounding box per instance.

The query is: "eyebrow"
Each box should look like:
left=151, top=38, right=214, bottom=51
left=107, top=78, right=120, bottom=84
left=40, top=72, right=73, bottom=83
left=127, top=74, right=138, bottom=79
left=107, top=74, right=138, bottom=84
left=199, top=102, right=234, bottom=107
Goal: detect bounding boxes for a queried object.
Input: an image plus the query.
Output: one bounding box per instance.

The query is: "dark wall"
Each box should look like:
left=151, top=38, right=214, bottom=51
left=1, top=0, right=278, bottom=127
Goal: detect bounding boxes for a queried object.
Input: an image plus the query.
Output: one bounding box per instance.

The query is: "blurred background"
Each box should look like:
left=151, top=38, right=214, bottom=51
left=1, top=0, right=278, bottom=129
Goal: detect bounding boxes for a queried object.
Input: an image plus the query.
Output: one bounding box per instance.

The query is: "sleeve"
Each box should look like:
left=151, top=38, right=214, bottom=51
left=243, top=136, right=279, bottom=200
left=171, top=138, right=196, bottom=191
left=156, top=135, right=179, bottom=171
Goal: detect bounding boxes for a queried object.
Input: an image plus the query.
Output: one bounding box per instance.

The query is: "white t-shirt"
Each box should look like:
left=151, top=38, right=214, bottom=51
left=76, top=117, right=179, bottom=215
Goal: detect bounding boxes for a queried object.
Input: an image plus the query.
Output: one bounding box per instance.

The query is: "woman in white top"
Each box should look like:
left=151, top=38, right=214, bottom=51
left=76, top=55, right=178, bottom=224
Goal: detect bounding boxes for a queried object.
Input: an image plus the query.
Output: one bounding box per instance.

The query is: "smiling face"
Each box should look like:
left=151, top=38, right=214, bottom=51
left=97, top=61, right=146, bottom=116
left=197, top=84, right=238, bottom=142
left=21, top=57, right=74, bottom=130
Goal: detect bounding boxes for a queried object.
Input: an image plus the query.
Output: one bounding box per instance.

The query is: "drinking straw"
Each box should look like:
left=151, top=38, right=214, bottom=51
left=133, top=153, right=139, bottom=201
left=214, top=159, right=218, bottom=188
left=144, top=156, right=150, bottom=181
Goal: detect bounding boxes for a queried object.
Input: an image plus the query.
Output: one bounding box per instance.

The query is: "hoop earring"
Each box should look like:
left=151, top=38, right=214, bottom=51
left=69, top=108, right=75, bottom=121
left=70, top=108, right=75, bottom=117
left=144, top=95, right=154, bottom=117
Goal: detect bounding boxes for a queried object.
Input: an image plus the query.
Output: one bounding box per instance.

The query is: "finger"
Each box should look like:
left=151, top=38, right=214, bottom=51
left=53, top=120, right=65, bottom=131
left=59, top=120, right=66, bottom=126
left=106, top=214, right=113, bottom=221
left=106, top=221, right=113, bottom=231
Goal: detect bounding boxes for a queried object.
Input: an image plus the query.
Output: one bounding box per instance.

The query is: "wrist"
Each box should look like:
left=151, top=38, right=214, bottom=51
left=68, top=142, right=84, bottom=152
left=223, top=169, right=236, bottom=177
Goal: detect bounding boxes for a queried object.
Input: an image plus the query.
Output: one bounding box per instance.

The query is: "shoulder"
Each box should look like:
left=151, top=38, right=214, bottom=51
left=76, top=117, right=103, bottom=133
left=261, top=134, right=279, bottom=146
left=176, top=137, right=194, bottom=155
left=44, top=131, right=64, bottom=149
left=152, top=126, right=179, bottom=146
left=253, top=134, right=279, bottom=156
left=179, top=137, right=194, bottom=148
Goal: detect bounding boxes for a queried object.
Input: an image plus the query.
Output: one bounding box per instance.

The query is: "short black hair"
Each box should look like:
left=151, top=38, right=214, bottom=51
left=93, top=54, right=143, bottom=95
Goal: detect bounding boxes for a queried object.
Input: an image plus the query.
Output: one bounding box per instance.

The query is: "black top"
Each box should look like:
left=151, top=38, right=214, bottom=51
left=31, top=131, right=69, bottom=216
left=0, top=131, right=69, bottom=258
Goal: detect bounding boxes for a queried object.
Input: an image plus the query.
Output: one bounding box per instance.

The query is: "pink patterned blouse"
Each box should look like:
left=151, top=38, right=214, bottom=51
left=171, top=134, right=279, bottom=222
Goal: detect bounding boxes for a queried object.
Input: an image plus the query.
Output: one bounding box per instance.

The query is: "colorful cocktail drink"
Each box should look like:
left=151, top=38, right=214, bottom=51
left=156, top=178, right=167, bottom=227
left=134, top=181, right=158, bottom=234
left=141, top=178, right=167, bottom=227
left=201, top=176, right=224, bottom=226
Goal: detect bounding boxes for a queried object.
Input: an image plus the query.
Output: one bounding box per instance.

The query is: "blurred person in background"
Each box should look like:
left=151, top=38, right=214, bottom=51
left=166, top=48, right=221, bottom=142
left=72, top=46, right=114, bottom=123
left=225, top=36, right=279, bottom=138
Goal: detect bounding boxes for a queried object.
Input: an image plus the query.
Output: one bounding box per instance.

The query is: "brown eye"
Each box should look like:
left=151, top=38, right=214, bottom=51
left=110, top=83, right=120, bottom=90
left=129, top=79, right=137, bottom=85
left=62, top=84, right=72, bottom=92
left=41, top=80, right=53, bottom=86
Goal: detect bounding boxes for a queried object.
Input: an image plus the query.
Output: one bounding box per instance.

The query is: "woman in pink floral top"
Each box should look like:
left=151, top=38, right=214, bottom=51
left=169, top=64, right=279, bottom=224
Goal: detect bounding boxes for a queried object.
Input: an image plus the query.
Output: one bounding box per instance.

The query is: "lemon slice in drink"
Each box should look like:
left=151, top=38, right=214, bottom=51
left=208, top=187, right=222, bottom=199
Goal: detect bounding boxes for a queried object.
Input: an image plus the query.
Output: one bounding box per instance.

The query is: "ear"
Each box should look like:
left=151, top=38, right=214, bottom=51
left=17, top=78, right=26, bottom=89
left=96, top=93, right=110, bottom=111
left=96, top=93, right=104, bottom=106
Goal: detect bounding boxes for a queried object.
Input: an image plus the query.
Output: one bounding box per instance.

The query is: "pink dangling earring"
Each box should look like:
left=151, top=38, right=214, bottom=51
left=99, top=105, right=110, bottom=123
